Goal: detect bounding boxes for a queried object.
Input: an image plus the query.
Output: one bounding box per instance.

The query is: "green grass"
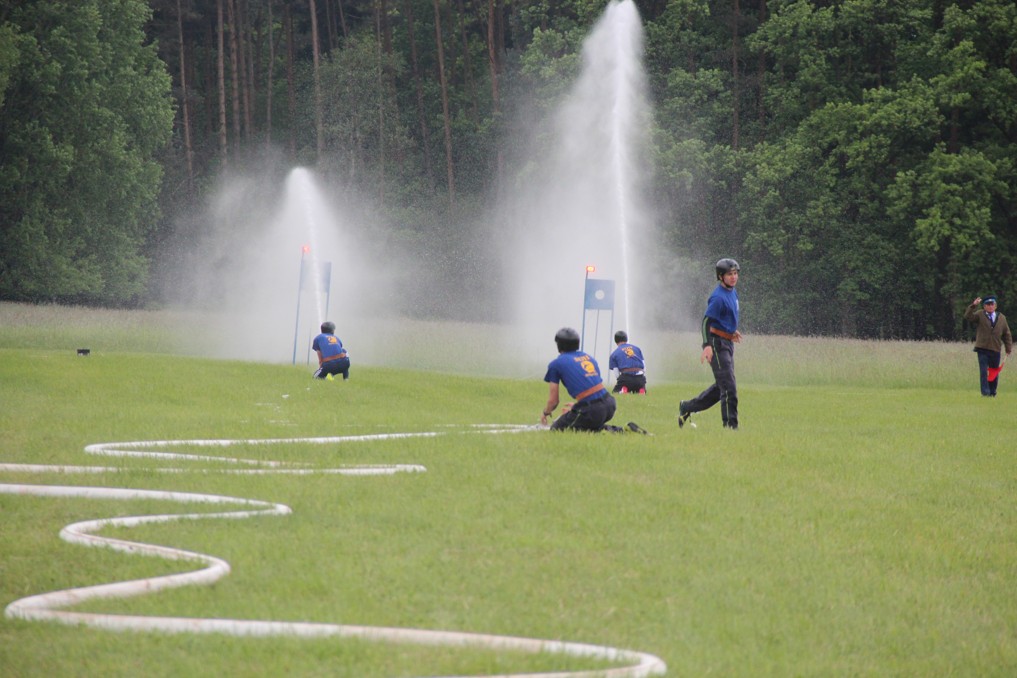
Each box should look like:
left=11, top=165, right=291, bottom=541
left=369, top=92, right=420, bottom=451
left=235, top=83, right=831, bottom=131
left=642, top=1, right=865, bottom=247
left=1, top=303, right=1015, bottom=676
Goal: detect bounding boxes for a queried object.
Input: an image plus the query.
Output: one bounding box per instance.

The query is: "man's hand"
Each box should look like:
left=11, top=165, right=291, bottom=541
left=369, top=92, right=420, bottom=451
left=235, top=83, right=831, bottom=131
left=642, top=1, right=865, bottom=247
left=973, top=297, right=982, bottom=306
left=543, top=382, right=561, bottom=426
left=701, top=345, right=713, bottom=364
left=732, top=330, right=742, bottom=343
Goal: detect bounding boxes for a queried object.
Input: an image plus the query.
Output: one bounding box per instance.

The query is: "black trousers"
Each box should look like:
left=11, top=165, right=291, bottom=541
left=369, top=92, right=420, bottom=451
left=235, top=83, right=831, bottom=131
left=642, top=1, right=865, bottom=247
left=313, top=357, right=350, bottom=380
left=686, top=337, right=738, bottom=428
left=613, top=372, right=646, bottom=393
left=976, top=348, right=1000, bottom=396
left=551, top=394, right=617, bottom=432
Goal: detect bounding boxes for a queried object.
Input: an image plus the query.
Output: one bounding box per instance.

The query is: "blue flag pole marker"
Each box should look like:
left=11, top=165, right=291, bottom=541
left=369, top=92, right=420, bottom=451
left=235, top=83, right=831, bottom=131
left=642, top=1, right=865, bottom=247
left=322, top=260, right=332, bottom=327
left=300, top=260, right=333, bottom=365
left=319, top=261, right=332, bottom=295
left=581, top=270, right=615, bottom=354
left=584, top=278, right=615, bottom=310
left=310, top=261, right=333, bottom=365
left=292, top=249, right=308, bottom=365
left=299, top=260, right=332, bottom=292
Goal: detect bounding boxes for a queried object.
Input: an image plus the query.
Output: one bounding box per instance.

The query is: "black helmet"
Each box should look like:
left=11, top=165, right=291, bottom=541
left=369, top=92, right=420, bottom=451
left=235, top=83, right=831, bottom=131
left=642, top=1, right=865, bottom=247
left=554, top=327, right=581, bottom=352
left=321, top=321, right=336, bottom=333
left=715, top=258, right=740, bottom=280
left=614, top=330, right=628, bottom=343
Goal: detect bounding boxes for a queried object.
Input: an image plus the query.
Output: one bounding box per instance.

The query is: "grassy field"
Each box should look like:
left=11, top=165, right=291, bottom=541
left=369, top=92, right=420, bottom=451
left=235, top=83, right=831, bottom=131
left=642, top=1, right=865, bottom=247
left=1, top=302, right=1015, bottom=676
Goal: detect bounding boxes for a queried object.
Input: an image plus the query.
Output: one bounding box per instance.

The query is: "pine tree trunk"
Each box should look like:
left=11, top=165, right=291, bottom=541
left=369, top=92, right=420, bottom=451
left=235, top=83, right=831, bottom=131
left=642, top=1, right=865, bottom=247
left=455, top=0, right=477, bottom=120
left=403, top=0, right=433, bottom=187
left=285, top=2, right=296, bottom=159
left=486, top=0, right=499, bottom=112
left=309, top=0, right=324, bottom=160
left=378, top=0, right=393, bottom=54
left=217, top=0, right=229, bottom=163
left=757, top=0, right=766, bottom=131
left=266, top=0, right=275, bottom=147
left=227, top=0, right=242, bottom=148
left=374, top=0, right=386, bottom=205
left=177, top=0, right=194, bottom=183
left=241, top=0, right=254, bottom=138
left=325, top=0, right=337, bottom=50
left=487, top=0, right=502, bottom=195
left=203, top=15, right=217, bottom=136
left=336, top=0, right=349, bottom=40
left=433, top=0, right=455, bottom=206
left=731, top=0, right=740, bottom=150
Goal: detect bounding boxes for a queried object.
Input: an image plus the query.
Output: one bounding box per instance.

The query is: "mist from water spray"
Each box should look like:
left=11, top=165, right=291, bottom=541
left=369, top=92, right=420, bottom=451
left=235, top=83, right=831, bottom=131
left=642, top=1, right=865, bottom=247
left=161, top=0, right=664, bottom=377
left=161, top=167, right=387, bottom=364
left=250, top=168, right=355, bottom=362
left=501, top=0, right=653, bottom=369
left=288, top=169, right=332, bottom=326
left=601, top=0, right=646, bottom=331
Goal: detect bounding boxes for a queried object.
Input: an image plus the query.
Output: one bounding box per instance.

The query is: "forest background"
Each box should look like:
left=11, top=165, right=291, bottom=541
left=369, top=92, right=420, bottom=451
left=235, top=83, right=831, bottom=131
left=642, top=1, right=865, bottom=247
left=1, top=0, right=1015, bottom=340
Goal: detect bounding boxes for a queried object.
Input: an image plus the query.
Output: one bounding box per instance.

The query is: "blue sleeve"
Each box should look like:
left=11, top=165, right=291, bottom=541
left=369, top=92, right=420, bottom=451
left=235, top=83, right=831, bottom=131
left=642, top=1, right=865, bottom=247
left=544, top=360, right=560, bottom=384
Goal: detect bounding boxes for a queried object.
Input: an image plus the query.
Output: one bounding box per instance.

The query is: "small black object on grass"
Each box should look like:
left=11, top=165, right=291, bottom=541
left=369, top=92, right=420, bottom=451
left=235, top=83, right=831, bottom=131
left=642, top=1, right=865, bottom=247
left=77, top=348, right=91, bottom=356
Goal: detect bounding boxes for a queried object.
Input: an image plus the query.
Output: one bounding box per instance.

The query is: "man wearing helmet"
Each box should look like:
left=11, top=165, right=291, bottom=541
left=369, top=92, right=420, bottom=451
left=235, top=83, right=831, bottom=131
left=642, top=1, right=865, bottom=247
left=541, top=327, right=626, bottom=432
left=609, top=330, right=647, bottom=394
left=677, top=258, right=742, bottom=430
left=312, top=321, right=351, bottom=380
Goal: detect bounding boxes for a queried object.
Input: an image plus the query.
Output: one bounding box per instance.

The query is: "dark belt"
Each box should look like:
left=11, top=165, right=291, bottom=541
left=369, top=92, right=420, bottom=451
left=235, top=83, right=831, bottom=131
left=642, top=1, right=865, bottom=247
left=709, top=327, right=736, bottom=341
left=619, top=367, right=643, bottom=373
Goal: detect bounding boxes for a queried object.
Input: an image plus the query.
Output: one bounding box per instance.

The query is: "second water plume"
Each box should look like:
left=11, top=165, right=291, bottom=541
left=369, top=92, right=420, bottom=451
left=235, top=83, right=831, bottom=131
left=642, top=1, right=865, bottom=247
left=503, top=0, right=654, bottom=363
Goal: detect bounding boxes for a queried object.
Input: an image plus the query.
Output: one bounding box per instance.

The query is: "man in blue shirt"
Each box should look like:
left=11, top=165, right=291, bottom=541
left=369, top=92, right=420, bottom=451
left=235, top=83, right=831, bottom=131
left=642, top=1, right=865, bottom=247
left=609, top=330, right=646, bottom=394
left=311, top=321, right=351, bottom=380
left=678, top=258, right=741, bottom=430
left=541, top=327, right=621, bottom=432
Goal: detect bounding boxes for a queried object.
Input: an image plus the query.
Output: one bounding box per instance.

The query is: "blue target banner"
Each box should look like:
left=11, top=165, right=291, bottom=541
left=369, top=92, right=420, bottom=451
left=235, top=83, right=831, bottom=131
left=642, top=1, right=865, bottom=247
left=300, top=260, right=332, bottom=293
left=584, top=278, right=615, bottom=310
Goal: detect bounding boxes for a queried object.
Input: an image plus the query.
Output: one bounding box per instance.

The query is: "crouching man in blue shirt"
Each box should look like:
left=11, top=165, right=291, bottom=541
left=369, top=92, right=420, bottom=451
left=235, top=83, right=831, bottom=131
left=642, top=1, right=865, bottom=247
left=609, top=330, right=647, bottom=394
left=541, top=327, right=648, bottom=434
left=311, top=321, right=351, bottom=380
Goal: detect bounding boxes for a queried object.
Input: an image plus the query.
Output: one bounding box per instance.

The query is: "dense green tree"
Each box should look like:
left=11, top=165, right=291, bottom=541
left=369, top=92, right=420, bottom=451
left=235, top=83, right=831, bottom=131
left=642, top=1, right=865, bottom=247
left=3, top=0, right=1016, bottom=340
left=741, top=85, right=938, bottom=337
left=0, top=0, right=173, bottom=305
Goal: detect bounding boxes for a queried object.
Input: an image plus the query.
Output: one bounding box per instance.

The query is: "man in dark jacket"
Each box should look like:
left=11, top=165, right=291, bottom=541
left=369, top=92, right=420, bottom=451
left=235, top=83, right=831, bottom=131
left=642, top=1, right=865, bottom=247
left=963, top=296, right=1013, bottom=396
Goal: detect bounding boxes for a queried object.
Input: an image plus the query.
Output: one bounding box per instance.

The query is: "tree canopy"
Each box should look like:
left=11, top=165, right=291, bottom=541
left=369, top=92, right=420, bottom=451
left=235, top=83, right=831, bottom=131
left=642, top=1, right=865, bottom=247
left=0, top=0, right=173, bottom=305
left=2, top=0, right=1015, bottom=338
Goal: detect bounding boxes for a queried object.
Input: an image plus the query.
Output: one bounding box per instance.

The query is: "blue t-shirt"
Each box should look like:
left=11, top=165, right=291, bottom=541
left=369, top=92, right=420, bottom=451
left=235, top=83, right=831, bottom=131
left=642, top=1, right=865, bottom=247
left=544, top=351, right=607, bottom=401
left=609, top=343, right=645, bottom=372
left=704, top=284, right=739, bottom=334
left=312, top=333, right=346, bottom=359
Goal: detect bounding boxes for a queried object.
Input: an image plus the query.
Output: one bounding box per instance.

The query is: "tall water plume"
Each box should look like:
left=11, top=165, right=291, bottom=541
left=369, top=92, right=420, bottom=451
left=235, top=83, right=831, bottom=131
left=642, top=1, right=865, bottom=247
left=500, top=0, right=655, bottom=369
